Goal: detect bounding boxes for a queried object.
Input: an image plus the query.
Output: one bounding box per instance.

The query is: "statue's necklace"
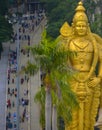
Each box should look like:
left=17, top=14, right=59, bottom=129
left=73, top=38, right=89, bottom=50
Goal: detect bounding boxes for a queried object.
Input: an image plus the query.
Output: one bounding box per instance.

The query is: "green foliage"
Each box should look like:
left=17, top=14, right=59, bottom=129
left=0, top=0, right=8, bottom=15
left=0, top=0, right=13, bottom=42
left=0, top=15, right=13, bottom=54
left=84, top=0, right=96, bottom=14
left=25, top=30, right=79, bottom=127
left=0, top=15, right=13, bottom=42
left=49, top=69, right=79, bottom=123
left=0, top=0, right=13, bottom=55
left=90, top=14, right=102, bottom=37
left=40, top=0, right=102, bottom=38
left=26, top=30, right=72, bottom=73
left=23, top=61, right=39, bottom=76
left=34, top=87, right=46, bottom=128
left=40, top=0, right=79, bottom=38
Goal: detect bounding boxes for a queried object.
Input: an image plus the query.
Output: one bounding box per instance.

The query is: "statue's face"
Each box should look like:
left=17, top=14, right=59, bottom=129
left=74, top=21, right=88, bottom=36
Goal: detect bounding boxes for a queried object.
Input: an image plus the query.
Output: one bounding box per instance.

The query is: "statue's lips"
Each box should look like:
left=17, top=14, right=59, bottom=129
left=78, top=30, right=85, bottom=33
left=77, top=31, right=86, bottom=35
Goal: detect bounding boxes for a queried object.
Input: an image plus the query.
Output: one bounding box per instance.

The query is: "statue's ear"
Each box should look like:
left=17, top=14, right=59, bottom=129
left=71, top=22, right=74, bottom=28
left=60, top=22, right=72, bottom=37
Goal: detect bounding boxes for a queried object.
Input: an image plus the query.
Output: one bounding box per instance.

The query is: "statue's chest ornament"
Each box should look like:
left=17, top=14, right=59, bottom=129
left=73, top=39, right=89, bottom=51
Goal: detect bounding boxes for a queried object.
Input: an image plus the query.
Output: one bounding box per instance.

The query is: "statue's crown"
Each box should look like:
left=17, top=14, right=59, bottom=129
left=73, top=1, right=88, bottom=23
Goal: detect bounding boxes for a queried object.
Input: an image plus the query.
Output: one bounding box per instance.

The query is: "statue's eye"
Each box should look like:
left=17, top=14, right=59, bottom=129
left=76, top=25, right=80, bottom=27
left=82, top=25, right=86, bottom=27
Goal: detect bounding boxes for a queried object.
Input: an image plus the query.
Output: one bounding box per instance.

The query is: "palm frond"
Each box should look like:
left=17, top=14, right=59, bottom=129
left=22, top=61, right=39, bottom=76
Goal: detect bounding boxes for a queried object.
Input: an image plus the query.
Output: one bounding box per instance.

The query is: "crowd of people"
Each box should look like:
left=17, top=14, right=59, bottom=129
left=6, top=10, right=45, bottom=130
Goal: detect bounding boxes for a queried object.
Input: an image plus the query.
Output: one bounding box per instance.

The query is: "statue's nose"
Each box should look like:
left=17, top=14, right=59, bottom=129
left=80, top=26, right=83, bottom=29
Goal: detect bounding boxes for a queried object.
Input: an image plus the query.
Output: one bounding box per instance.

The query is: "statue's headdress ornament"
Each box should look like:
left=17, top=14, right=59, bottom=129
left=73, top=1, right=88, bottom=23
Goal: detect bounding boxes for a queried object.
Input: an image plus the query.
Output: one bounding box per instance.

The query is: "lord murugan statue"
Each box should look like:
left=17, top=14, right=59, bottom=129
left=60, top=1, right=102, bottom=130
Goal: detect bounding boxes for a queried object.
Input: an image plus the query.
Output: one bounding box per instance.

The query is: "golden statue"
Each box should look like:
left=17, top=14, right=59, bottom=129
left=60, top=1, right=102, bottom=130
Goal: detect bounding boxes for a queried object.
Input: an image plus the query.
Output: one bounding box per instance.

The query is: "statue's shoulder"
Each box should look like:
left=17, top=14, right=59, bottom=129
left=92, top=33, right=102, bottom=57
left=92, top=33, right=102, bottom=47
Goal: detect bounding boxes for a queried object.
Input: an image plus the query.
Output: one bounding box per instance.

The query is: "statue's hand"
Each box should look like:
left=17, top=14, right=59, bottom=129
left=88, top=77, right=101, bottom=88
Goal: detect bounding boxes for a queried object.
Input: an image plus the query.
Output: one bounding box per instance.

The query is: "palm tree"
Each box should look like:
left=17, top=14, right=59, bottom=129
left=24, top=30, right=79, bottom=130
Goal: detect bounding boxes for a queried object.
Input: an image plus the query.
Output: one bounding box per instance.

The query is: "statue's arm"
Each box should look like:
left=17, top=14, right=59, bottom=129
left=92, top=33, right=102, bottom=78
left=97, top=42, right=102, bottom=79
left=97, top=39, right=102, bottom=108
left=92, top=33, right=102, bottom=45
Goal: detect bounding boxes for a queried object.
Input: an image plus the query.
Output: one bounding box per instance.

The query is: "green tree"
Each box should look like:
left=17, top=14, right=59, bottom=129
left=42, top=0, right=72, bottom=38
left=40, top=0, right=102, bottom=38
left=24, top=30, right=79, bottom=130
left=39, top=0, right=78, bottom=38
left=0, top=0, right=13, bottom=58
left=0, top=15, right=13, bottom=58
left=0, top=0, right=8, bottom=15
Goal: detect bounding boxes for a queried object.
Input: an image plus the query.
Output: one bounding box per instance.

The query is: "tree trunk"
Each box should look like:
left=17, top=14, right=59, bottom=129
left=52, top=104, right=57, bottom=130
left=45, top=89, right=51, bottom=130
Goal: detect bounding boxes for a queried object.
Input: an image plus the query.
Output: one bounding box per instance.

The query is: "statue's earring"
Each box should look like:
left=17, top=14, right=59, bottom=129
left=72, top=23, right=75, bottom=35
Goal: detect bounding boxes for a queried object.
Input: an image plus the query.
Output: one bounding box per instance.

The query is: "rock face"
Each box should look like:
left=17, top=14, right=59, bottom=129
left=94, top=0, right=102, bottom=14
left=82, top=0, right=102, bottom=14
left=81, top=0, right=102, bottom=36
